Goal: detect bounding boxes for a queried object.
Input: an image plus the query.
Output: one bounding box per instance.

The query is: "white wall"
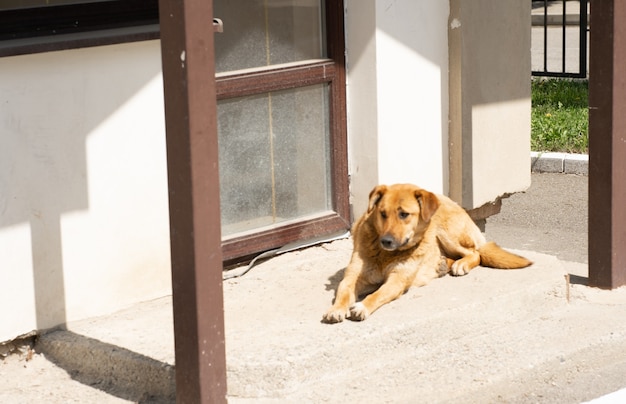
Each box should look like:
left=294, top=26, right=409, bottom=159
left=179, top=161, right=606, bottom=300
left=0, top=40, right=172, bottom=341
left=346, top=0, right=450, bottom=217
left=448, top=0, right=531, bottom=209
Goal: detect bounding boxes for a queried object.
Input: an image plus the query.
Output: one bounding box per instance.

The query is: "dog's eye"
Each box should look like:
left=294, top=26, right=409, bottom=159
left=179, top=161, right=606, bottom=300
left=380, top=211, right=388, bottom=219
left=399, top=211, right=409, bottom=220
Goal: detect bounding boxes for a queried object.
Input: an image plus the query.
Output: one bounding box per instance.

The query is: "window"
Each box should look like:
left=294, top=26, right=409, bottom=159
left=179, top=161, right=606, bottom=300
left=0, top=0, right=159, bottom=56
left=215, top=0, right=349, bottom=261
left=0, top=0, right=349, bottom=262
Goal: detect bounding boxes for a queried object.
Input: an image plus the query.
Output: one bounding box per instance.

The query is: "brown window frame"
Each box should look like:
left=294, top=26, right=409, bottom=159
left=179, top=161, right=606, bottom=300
left=218, top=1, right=349, bottom=263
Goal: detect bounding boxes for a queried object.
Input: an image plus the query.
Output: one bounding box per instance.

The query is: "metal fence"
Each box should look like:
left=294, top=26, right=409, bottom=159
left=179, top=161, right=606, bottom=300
left=532, top=0, right=589, bottom=78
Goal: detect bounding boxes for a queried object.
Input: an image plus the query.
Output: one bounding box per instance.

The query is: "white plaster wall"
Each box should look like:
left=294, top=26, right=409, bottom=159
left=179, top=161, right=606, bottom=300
left=346, top=0, right=449, bottom=217
left=448, top=0, right=531, bottom=209
left=0, top=40, right=171, bottom=341
left=345, top=0, right=379, bottom=217
left=0, top=223, right=36, bottom=340
left=472, top=99, right=531, bottom=207
left=468, top=1, right=531, bottom=207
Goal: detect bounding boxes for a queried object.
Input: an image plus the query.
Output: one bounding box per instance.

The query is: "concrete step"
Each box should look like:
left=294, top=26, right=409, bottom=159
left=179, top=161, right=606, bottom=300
left=37, top=297, right=175, bottom=403
left=35, top=239, right=626, bottom=402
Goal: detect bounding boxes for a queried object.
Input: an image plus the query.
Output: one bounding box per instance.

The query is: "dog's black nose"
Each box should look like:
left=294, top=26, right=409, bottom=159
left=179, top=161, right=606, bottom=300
left=380, top=236, right=396, bottom=250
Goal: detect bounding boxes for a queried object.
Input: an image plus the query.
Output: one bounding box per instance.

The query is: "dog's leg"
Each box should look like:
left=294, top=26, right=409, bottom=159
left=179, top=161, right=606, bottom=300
left=449, top=251, right=481, bottom=276
left=411, top=244, right=448, bottom=287
left=439, top=236, right=482, bottom=276
left=349, top=271, right=409, bottom=321
left=323, top=258, right=373, bottom=323
left=323, top=274, right=358, bottom=323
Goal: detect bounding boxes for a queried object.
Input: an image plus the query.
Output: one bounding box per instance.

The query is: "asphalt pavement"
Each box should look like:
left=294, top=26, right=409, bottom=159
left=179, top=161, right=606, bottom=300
left=486, top=172, right=588, bottom=264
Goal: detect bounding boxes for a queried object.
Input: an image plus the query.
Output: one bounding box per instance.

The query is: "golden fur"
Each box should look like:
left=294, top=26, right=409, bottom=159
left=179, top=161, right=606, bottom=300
left=323, top=183, right=532, bottom=323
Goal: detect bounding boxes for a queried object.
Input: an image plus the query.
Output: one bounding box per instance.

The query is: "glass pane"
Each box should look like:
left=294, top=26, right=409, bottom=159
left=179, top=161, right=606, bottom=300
left=214, top=0, right=326, bottom=73
left=218, top=84, right=331, bottom=237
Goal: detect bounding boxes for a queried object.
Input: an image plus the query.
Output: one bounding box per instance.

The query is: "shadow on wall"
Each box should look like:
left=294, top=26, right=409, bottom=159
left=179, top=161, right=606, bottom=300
left=0, top=40, right=164, bottom=336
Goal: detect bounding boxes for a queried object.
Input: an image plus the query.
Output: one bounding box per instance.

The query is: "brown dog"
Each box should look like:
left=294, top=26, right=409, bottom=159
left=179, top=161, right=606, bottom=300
left=322, top=183, right=532, bottom=323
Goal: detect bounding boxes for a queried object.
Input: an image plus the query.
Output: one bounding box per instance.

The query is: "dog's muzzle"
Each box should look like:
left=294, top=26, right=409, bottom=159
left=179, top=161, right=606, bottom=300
left=380, top=230, right=415, bottom=251
left=380, top=235, right=403, bottom=251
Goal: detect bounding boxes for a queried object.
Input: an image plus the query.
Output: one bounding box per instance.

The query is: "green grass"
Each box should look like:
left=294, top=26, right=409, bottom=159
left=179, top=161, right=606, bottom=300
left=531, top=78, right=589, bottom=154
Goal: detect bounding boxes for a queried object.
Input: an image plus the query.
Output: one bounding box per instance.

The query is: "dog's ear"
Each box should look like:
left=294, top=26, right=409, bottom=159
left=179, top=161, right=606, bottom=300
left=415, top=189, right=439, bottom=222
left=367, top=185, right=387, bottom=213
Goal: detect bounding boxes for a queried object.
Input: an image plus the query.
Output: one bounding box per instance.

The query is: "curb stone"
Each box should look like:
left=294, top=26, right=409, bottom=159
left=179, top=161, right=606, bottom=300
left=531, top=151, right=588, bottom=175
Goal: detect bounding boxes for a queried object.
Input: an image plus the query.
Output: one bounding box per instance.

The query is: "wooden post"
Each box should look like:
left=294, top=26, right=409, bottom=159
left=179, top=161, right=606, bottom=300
left=158, top=0, right=228, bottom=401
left=588, top=0, right=626, bottom=289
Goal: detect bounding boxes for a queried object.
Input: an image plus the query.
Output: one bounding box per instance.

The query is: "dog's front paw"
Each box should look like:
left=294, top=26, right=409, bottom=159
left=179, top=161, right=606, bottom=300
left=349, top=302, right=370, bottom=321
left=322, top=307, right=348, bottom=324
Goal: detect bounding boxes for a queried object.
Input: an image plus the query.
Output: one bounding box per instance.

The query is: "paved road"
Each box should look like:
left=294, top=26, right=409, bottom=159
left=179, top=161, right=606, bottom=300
left=485, top=172, right=588, bottom=264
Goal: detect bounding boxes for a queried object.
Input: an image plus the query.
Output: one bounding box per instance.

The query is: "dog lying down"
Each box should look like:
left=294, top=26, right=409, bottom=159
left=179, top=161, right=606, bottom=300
left=322, top=183, right=532, bottom=323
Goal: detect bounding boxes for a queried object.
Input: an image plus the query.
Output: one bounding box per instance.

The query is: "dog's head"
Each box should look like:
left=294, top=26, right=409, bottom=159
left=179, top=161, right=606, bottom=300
left=367, top=183, right=439, bottom=251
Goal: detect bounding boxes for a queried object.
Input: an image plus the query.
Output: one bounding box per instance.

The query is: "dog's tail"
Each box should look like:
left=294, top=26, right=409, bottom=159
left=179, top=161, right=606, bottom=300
left=478, top=241, right=532, bottom=269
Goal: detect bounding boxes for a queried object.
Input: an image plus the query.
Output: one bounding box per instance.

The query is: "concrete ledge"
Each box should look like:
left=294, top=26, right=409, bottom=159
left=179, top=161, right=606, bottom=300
left=531, top=151, right=588, bottom=175
left=38, top=330, right=175, bottom=402
left=36, top=296, right=176, bottom=402
left=18, top=238, right=626, bottom=402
